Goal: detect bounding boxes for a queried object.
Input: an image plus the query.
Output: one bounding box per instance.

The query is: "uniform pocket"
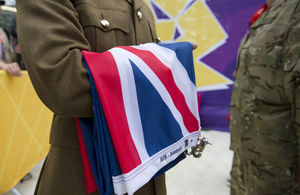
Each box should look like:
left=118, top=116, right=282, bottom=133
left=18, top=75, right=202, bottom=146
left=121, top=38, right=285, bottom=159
left=75, top=2, right=130, bottom=52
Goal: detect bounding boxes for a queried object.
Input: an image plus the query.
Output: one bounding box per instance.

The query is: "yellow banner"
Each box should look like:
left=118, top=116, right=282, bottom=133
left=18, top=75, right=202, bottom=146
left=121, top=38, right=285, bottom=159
left=0, top=70, right=52, bottom=194
left=146, top=0, right=232, bottom=91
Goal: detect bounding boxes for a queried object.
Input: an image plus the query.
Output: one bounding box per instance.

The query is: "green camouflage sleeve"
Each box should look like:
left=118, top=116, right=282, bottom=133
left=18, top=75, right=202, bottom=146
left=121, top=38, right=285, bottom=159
left=282, top=2, right=300, bottom=169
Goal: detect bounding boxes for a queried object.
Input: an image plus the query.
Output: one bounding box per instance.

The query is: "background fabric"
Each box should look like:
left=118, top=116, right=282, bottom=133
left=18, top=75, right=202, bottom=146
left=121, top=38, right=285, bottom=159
left=147, top=0, right=266, bottom=131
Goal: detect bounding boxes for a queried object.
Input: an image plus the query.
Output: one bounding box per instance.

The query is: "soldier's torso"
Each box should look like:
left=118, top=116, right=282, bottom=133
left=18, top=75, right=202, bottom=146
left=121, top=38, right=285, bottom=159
left=73, top=0, right=159, bottom=53
left=49, top=0, right=159, bottom=149
left=230, top=0, right=300, bottom=167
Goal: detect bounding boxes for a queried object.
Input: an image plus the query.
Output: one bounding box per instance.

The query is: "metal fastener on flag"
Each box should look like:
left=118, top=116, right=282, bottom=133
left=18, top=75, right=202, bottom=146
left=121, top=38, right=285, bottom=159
left=184, top=135, right=212, bottom=158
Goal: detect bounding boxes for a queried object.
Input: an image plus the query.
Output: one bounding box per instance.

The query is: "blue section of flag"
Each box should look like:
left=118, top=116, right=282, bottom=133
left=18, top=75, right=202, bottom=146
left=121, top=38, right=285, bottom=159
left=129, top=59, right=183, bottom=157
left=159, top=42, right=195, bottom=84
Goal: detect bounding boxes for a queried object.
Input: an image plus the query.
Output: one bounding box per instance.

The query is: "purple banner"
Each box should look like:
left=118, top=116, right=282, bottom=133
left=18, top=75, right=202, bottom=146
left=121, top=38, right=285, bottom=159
left=199, top=0, right=265, bottom=132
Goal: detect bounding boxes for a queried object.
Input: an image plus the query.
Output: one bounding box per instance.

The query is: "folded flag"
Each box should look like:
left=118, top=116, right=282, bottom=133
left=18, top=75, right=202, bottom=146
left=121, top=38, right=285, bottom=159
left=77, top=42, right=201, bottom=195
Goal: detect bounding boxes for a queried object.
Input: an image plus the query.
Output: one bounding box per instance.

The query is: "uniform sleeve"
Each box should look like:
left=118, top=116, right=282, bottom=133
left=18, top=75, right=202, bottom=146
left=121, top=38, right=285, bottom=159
left=282, top=2, right=300, bottom=169
left=16, top=0, right=93, bottom=117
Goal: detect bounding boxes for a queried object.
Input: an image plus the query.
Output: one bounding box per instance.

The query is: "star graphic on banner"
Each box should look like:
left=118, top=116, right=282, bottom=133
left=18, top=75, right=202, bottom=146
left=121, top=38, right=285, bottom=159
left=146, top=0, right=233, bottom=91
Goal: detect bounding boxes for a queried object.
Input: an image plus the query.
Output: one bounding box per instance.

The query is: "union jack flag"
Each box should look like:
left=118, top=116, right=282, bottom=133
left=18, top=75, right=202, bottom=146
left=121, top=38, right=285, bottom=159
left=77, top=42, right=201, bottom=195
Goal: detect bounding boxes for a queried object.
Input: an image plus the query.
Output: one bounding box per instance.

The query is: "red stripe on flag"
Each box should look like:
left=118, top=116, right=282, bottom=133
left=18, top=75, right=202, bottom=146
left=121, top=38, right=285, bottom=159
left=82, top=50, right=142, bottom=173
left=119, top=46, right=199, bottom=133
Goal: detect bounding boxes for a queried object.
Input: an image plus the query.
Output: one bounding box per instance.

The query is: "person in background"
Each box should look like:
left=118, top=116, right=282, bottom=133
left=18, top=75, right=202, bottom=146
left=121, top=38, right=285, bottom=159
left=10, top=14, right=25, bottom=70
left=0, top=0, right=21, bottom=77
left=229, top=0, right=300, bottom=194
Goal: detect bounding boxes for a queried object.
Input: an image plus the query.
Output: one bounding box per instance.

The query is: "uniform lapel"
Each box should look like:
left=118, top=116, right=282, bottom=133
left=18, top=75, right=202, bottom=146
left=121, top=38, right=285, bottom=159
left=133, top=0, right=143, bottom=9
left=125, top=0, right=132, bottom=5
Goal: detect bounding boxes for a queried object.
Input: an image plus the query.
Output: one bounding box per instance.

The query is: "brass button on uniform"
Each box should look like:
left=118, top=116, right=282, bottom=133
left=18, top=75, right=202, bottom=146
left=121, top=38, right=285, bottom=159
left=101, top=19, right=109, bottom=27
left=137, top=11, right=142, bottom=20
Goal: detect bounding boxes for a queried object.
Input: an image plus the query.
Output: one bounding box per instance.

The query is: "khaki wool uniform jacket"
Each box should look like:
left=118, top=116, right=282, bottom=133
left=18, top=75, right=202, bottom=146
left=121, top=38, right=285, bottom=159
left=16, top=0, right=166, bottom=194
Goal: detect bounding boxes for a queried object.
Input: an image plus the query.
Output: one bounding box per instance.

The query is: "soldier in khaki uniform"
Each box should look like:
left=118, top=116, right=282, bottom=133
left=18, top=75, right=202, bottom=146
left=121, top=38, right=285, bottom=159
left=230, top=0, right=300, bottom=194
left=16, top=0, right=167, bottom=194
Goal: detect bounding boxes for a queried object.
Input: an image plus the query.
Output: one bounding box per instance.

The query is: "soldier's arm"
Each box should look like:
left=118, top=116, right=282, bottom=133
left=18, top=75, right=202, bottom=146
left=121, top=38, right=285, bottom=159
left=16, top=0, right=93, bottom=117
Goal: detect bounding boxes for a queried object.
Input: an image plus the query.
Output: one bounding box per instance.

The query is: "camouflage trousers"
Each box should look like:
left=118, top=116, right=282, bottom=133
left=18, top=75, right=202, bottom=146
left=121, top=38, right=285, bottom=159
left=230, top=153, right=300, bottom=195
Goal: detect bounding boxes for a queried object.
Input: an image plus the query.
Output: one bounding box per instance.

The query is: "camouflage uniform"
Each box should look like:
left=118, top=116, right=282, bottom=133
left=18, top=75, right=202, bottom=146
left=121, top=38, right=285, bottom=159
left=230, top=0, right=300, bottom=194
left=231, top=153, right=300, bottom=195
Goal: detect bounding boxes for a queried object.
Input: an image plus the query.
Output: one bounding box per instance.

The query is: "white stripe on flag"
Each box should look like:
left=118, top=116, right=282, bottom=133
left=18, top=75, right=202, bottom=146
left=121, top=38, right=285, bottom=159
left=112, top=131, right=200, bottom=195
left=110, top=48, right=149, bottom=162
left=133, top=43, right=200, bottom=128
